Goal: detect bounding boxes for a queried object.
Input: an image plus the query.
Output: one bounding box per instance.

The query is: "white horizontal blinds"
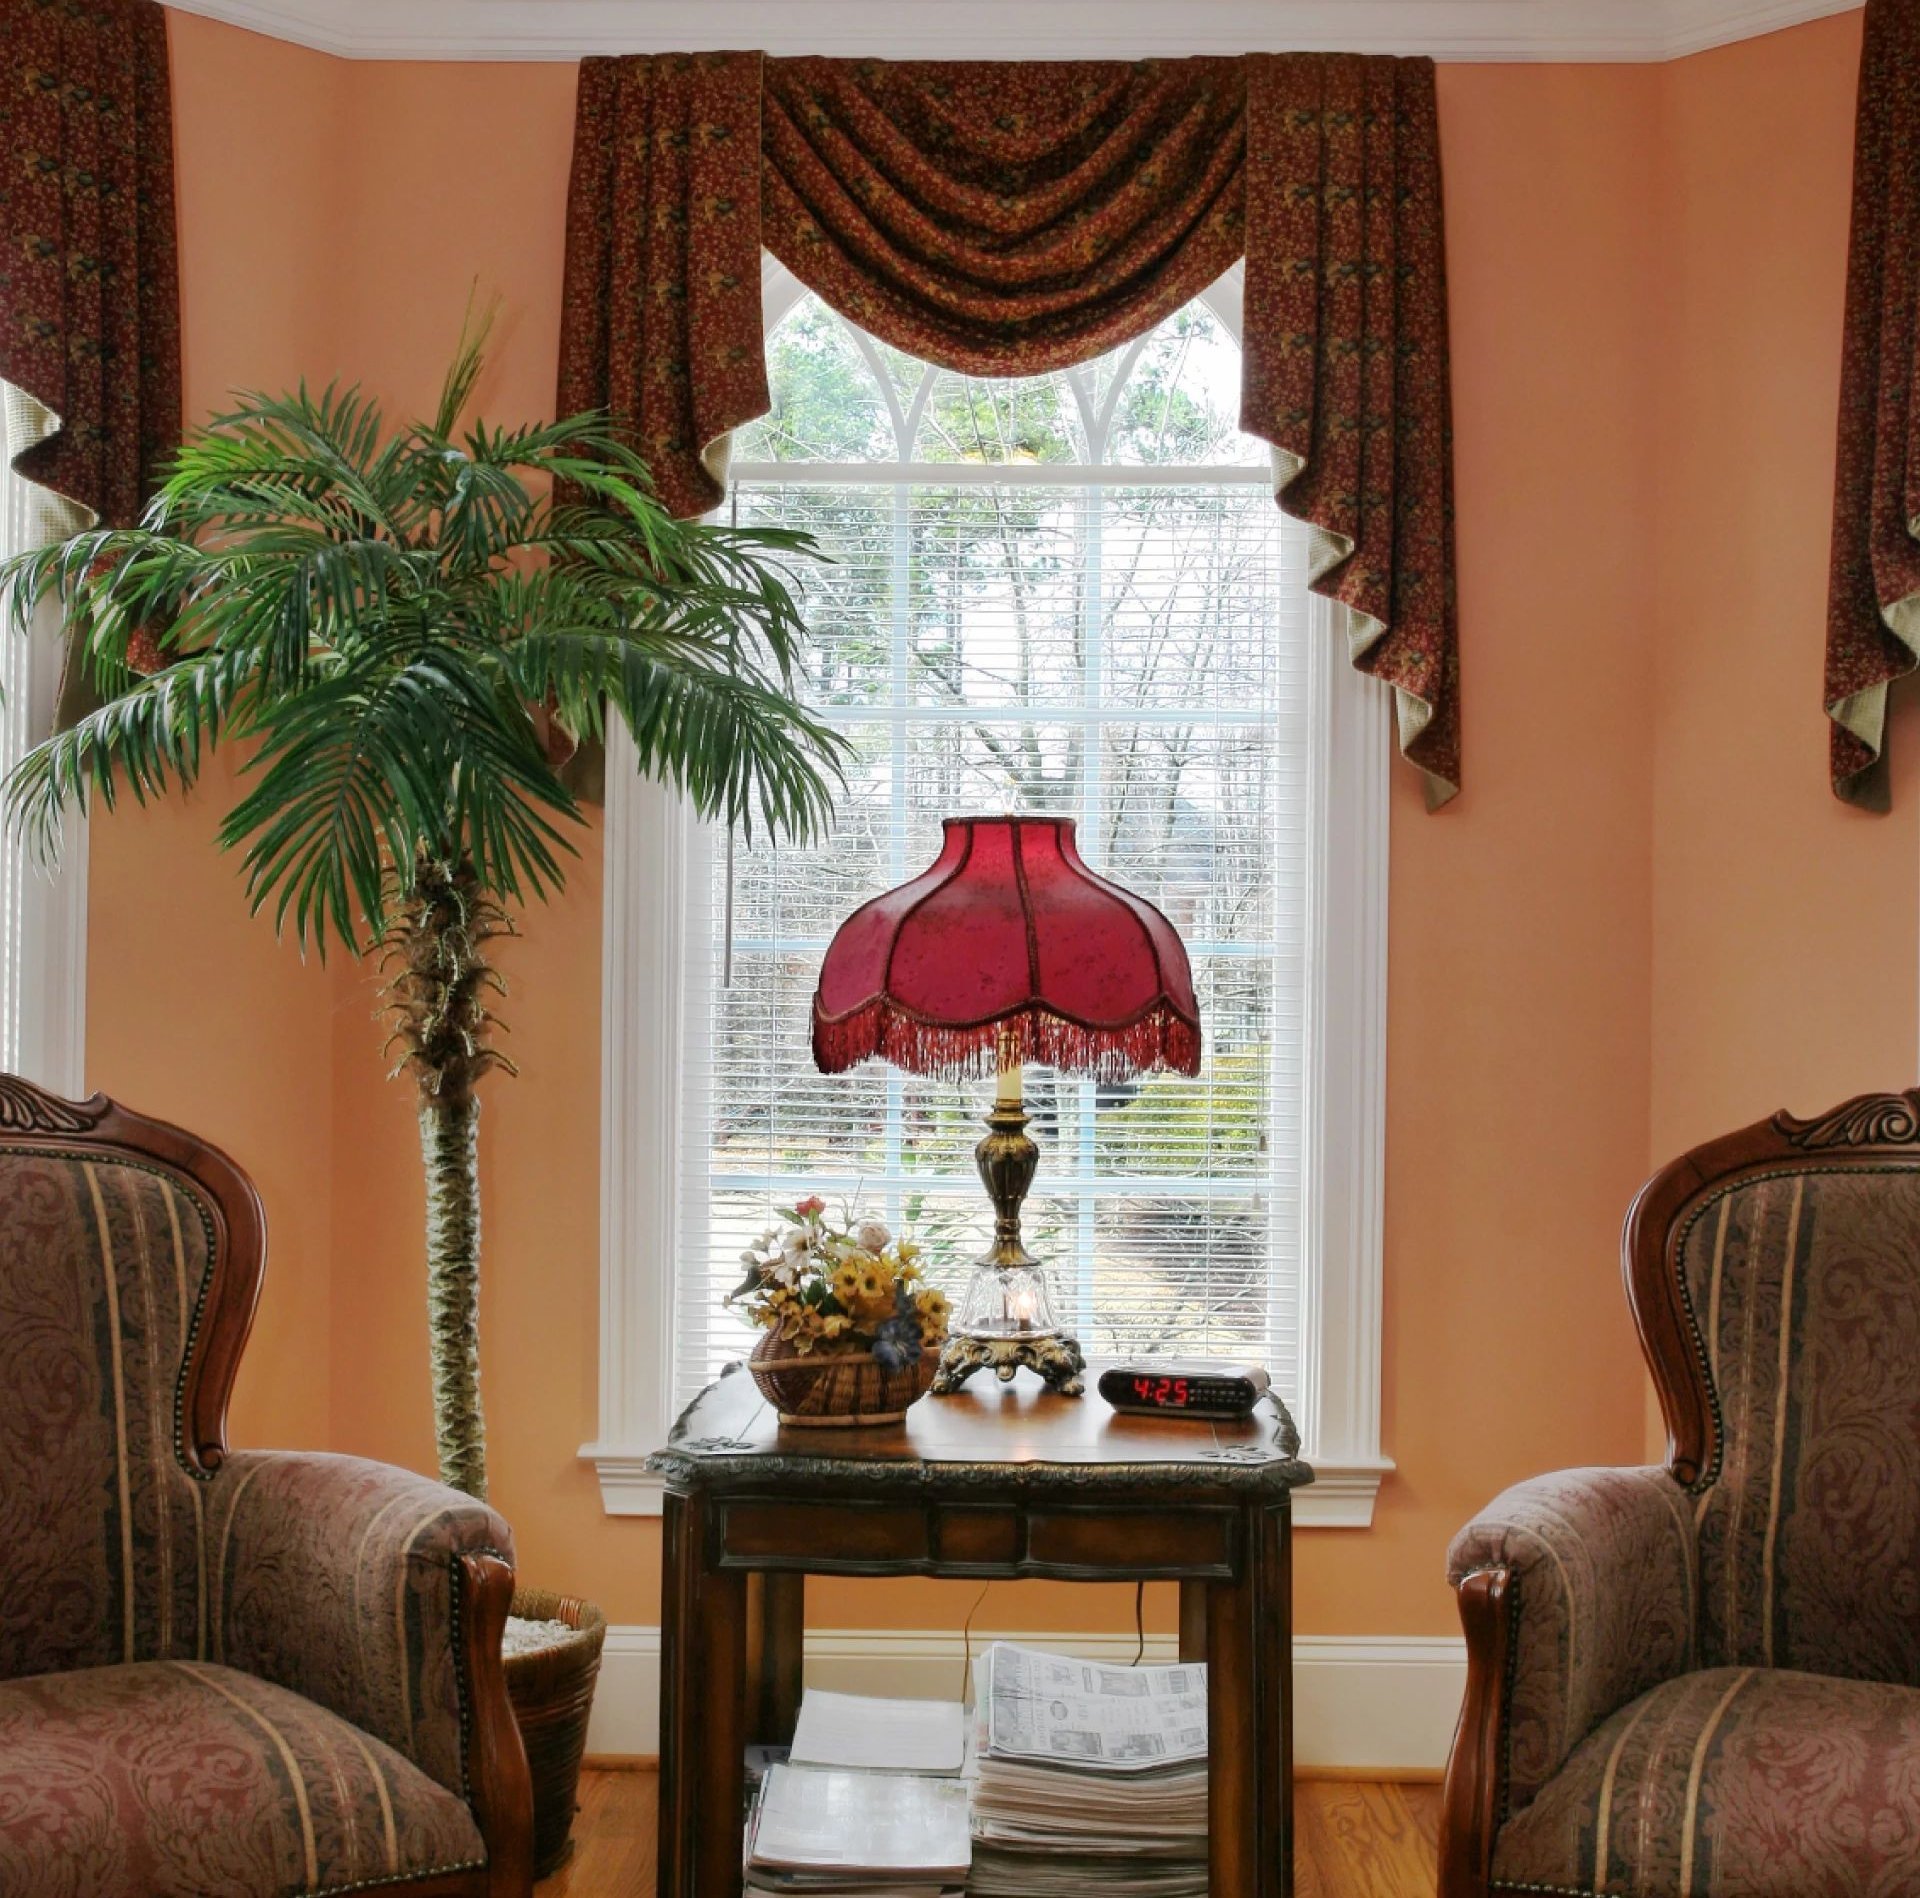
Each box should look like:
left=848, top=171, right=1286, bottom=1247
left=673, top=293, right=1310, bottom=1412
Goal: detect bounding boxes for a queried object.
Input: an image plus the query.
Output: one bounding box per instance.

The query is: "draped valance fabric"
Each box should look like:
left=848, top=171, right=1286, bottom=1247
left=1826, top=0, right=1920, bottom=805
left=560, top=50, right=1461, bottom=807
left=0, top=0, right=181, bottom=528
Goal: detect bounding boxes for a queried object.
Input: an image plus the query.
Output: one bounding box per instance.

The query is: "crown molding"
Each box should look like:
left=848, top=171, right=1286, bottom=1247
left=163, top=0, right=1859, bottom=64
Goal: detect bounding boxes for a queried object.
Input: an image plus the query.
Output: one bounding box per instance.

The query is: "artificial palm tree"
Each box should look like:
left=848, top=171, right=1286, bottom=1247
left=0, top=331, right=844, bottom=1500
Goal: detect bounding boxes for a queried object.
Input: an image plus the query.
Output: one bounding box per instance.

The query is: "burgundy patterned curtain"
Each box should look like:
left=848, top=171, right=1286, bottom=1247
left=0, top=0, right=181, bottom=528
left=560, top=50, right=1460, bottom=806
left=1826, top=0, right=1920, bottom=805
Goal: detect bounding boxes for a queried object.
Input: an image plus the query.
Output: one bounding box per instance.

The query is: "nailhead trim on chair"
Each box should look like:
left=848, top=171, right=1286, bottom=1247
left=1670, top=1162, right=1920, bottom=1497
left=0, top=1145, right=223, bottom=1485
left=283, top=1543, right=518, bottom=1895
left=310, top=1860, right=489, bottom=1897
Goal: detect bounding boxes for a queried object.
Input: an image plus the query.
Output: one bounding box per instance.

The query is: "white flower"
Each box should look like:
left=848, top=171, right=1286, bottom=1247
left=855, top=1219, right=891, bottom=1255
left=766, top=1256, right=801, bottom=1289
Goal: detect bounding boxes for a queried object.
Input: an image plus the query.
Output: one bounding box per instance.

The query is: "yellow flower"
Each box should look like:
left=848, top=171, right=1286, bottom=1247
left=916, top=1289, right=950, bottom=1325
left=820, top=1312, right=852, bottom=1340
left=896, top=1239, right=922, bottom=1264
left=857, top=1265, right=886, bottom=1304
left=831, top=1263, right=862, bottom=1305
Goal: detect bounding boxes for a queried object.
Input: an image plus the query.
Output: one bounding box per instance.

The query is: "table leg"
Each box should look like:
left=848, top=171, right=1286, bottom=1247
left=1207, top=1504, right=1292, bottom=1898
left=656, top=1493, right=749, bottom=1898
left=656, top=1493, right=695, bottom=1898
left=754, top=1571, right=805, bottom=1747
left=1257, top=1504, right=1294, bottom=1898
left=1180, top=1579, right=1209, bottom=1663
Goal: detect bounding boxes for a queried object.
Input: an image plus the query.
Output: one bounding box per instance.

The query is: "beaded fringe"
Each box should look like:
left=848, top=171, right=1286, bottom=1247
left=812, top=1001, right=1202, bottom=1083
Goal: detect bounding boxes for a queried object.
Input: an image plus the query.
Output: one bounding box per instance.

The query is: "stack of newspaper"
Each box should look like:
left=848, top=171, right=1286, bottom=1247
left=744, top=1693, right=970, bottom=1898
left=968, top=1644, right=1209, bottom=1898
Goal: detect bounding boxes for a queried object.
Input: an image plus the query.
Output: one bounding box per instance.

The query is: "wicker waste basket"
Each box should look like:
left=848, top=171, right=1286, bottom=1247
left=503, top=1587, right=607, bottom=1878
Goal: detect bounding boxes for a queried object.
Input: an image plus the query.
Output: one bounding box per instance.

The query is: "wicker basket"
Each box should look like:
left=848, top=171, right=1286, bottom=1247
left=749, top=1333, right=939, bottom=1425
left=503, top=1587, right=607, bottom=1878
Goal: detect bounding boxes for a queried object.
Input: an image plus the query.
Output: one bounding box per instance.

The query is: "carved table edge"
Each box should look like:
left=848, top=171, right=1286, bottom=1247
left=643, top=1447, right=1317, bottom=1495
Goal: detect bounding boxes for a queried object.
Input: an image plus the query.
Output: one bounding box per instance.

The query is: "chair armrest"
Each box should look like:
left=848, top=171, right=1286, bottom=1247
left=1447, top=1466, right=1697, bottom=1816
left=203, top=1450, right=515, bottom=1800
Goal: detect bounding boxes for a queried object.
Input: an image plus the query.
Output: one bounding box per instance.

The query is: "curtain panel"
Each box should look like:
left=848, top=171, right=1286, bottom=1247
left=0, top=0, right=181, bottom=530
left=560, top=50, right=1460, bottom=806
left=1826, top=0, right=1920, bottom=805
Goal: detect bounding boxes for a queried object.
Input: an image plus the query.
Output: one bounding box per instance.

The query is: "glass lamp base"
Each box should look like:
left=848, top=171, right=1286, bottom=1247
left=932, top=1261, right=1086, bottom=1395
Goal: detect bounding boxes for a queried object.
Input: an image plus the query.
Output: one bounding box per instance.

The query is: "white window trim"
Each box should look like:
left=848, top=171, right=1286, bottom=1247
left=11, top=621, right=88, bottom=1096
left=1, top=399, right=88, bottom=1100
left=582, top=260, right=1391, bottom=1527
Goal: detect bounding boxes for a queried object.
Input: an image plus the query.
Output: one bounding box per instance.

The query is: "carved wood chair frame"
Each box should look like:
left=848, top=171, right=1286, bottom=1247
left=0, top=1075, right=531, bottom=1898
left=1437, top=1086, right=1920, bottom=1898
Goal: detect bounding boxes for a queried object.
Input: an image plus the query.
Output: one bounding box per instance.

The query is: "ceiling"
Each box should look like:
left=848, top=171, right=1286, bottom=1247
left=163, top=0, right=1859, bottom=63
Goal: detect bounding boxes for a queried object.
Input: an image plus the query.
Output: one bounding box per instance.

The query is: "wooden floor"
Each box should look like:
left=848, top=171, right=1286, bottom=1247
left=540, top=1767, right=1440, bottom=1896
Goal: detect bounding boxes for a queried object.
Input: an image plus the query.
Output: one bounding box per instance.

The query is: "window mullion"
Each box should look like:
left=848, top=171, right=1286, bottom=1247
left=1074, top=480, right=1104, bottom=1338
left=884, top=460, right=913, bottom=1233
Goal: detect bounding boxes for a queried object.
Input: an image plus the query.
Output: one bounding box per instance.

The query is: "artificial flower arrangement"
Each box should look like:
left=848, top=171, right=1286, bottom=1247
left=729, top=1196, right=951, bottom=1368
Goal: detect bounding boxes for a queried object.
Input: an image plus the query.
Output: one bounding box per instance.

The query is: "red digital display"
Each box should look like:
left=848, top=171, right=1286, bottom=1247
left=1132, top=1375, right=1191, bottom=1407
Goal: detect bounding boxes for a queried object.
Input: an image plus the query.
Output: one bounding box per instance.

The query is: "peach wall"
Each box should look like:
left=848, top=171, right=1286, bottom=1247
left=1649, top=12, right=1911, bottom=1154
left=85, top=7, right=1881, bottom=1643
left=86, top=21, right=351, bottom=1454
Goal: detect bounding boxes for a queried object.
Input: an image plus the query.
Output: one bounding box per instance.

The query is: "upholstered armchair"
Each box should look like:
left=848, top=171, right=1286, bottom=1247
left=1442, top=1089, right=1920, bottom=1898
left=0, top=1078, right=533, bottom=1897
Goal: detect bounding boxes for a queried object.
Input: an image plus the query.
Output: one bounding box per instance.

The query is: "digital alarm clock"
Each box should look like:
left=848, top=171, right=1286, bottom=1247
left=1098, top=1360, right=1271, bottom=1420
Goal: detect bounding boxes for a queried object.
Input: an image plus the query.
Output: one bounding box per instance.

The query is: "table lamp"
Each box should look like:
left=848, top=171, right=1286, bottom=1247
left=811, top=814, right=1202, bottom=1396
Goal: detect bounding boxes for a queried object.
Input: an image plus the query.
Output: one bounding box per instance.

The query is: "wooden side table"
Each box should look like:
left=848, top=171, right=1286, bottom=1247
left=648, top=1365, right=1313, bottom=1898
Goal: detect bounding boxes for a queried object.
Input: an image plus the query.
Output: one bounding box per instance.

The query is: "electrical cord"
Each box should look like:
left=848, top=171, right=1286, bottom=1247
left=960, top=1581, right=993, bottom=1699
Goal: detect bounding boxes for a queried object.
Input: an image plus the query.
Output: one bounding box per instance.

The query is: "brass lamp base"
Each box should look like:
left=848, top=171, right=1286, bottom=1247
left=931, top=1330, right=1086, bottom=1397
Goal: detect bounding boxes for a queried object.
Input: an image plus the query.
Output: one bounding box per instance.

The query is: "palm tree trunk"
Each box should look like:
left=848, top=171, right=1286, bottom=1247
left=420, top=1088, right=487, bottom=1499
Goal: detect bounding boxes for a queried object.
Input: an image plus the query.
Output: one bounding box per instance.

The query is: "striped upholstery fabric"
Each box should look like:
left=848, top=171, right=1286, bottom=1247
left=1448, top=1466, right=1699, bottom=1813
left=0, top=1660, right=484, bottom=1896
left=1494, top=1667, right=1920, bottom=1895
left=1677, top=1168, right=1920, bottom=1685
left=205, top=1451, right=512, bottom=1799
left=0, top=1150, right=220, bottom=1680
left=0, top=1142, right=514, bottom=1846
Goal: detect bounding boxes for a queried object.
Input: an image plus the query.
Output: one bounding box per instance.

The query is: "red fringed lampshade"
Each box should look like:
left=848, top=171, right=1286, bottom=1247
left=811, top=815, right=1202, bottom=1084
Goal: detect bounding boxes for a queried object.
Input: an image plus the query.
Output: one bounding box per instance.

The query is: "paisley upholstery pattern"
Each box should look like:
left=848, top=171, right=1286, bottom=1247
left=0, top=1149, right=218, bottom=1682
left=1449, top=1467, right=1699, bottom=1815
left=0, top=1125, right=518, bottom=1892
left=1494, top=1668, right=1920, bottom=1897
left=0, top=1660, right=484, bottom=1897
left=206, top=1452, right=512, bottom=1799
left=1676, top=1168, right=1920, bottom=1685
left=1456, top=1147, right=1920, bottom=1895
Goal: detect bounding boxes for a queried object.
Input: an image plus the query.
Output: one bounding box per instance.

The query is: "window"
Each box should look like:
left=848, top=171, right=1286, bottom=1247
left=587, top=259, right=1390, bottom=1526
left=0, top=384, right=86, bottom=1095
left=680, top=292, right=1307, bottom=1405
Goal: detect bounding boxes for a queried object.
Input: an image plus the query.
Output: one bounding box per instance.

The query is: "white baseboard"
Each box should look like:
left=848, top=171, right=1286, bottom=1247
left=585, top=1625, right=1466, bottom=1774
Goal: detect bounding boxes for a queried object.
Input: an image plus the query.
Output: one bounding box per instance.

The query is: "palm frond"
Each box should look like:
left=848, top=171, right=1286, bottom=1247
left=0, top=328, right=841, bottom=960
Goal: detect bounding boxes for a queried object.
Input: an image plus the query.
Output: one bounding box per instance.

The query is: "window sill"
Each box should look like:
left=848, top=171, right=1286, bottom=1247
left=581, top=1444, right=1391, bottom=1526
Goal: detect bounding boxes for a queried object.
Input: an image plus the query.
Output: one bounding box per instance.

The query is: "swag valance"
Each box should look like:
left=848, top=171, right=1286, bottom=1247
left=0, top=0, right=180, bottom=529
left=1827, top=0, right=1920, bottom=805
left=559, top=50, right=1462, bottom=807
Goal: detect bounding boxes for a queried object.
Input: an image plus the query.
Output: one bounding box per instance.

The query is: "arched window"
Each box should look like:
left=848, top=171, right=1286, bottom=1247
left=680, top=280, right=1310, bottom=1397
left=594, top=264, right=1391, bottom=1525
